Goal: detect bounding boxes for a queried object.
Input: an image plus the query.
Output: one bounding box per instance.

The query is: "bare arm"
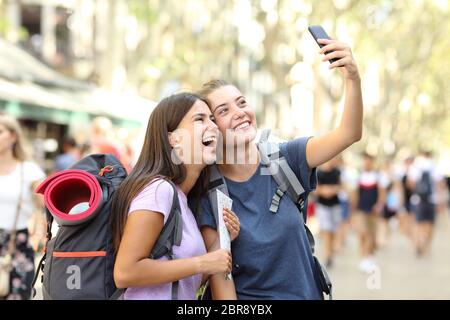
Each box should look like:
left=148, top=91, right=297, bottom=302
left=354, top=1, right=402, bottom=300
left=113, top=210, right=231, bottom=289
left=375, top=187, right=387, bottom=214
left=306, top=39, right=363, bottom=169
left=201, top=226, right=237, bottom=300
left=32, top=179, right=46, bottom=209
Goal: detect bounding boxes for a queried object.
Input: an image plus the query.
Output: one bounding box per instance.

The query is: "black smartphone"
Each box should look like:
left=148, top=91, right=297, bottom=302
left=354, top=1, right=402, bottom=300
left=308, top=25, right=339, bottom=64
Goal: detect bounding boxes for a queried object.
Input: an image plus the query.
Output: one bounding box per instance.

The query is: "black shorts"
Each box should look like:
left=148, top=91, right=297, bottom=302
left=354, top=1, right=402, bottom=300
left=383, top=205, right=396, bottom=220
left=415, top=201, right=435, bottom=222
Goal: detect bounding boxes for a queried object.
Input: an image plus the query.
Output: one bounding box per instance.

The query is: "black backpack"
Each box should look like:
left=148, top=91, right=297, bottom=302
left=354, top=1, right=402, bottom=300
left=32, top=154, right=182, bottom=300
left=415, top=170, right=433, bottom=201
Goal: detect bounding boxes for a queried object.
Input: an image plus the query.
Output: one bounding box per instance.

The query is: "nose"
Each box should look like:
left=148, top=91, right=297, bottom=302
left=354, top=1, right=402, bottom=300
left=232, top=105, right=246, bottom=120
left=207, top=117, right=218, bottom=130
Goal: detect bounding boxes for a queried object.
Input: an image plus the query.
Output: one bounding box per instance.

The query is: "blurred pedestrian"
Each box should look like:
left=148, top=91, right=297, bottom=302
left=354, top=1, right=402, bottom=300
left=0, top=115, right=45, bottom=300
left=408, top=151, right=443, bottom=257
left=334, top=156, right=357, bottom=253
left=399, top=156, right=415, bottom=242
left=316, top=157, right=342, bottom=268
left=353, top=152, right=388, bottom=272
left=53, top=136, right=80, bottom=172
left=376, top=161, right=400, bottom=248
left=90, top=116, right=130, bottom=172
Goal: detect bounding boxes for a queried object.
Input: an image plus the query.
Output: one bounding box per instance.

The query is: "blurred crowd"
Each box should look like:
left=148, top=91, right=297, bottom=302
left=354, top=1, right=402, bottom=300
left=309, top=151, right=450, bottom=273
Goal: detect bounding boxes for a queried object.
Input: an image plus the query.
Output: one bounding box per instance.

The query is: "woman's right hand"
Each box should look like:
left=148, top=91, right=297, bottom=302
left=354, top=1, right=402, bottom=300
left=198, top=249, right=232, bottom=275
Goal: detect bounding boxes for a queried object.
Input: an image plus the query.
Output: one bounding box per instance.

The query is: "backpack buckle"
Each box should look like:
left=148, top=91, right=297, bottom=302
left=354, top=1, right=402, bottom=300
left=270, top=188, right=285, bottom=213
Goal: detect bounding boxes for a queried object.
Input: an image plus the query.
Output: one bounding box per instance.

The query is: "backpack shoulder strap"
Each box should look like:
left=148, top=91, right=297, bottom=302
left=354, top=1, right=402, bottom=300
left=207, top=165, right=229, bottom=228
left=149, top=180, right=183, bottom=260
left=256, top=129, right=306, bottom=221
left=256, top=130, right=316, bottom=256
left=148, top=179, right=183, bottom=300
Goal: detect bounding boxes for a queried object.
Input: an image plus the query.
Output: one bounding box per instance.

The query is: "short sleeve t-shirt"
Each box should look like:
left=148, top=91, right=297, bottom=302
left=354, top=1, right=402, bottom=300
left=198, top=137, right=322, bottom=300
left=124, top=179, right=206, bottom=300
left=317, top=168, right=341, bottom=206
left=357, top=170, right=389, bottom=212
left=0, top=161, right=46, bottom=231
left=408, top=157, right=443, bottom=204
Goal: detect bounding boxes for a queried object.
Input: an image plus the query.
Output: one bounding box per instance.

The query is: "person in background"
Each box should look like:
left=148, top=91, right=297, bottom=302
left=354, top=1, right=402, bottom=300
left=90, top=117, right=122, bottom=158
left=0, top=115, right=46, bottom=300
left=53, top=136, right=80, bottom=172
left=408, top=151, right=444, bottom=257
left=316, top=157, right=342, bottom=268
left=334, top=156, right=356, bottom=253
left=353, top=152, right=388, bottom=272
left=398, top=156, right=415, bottom=243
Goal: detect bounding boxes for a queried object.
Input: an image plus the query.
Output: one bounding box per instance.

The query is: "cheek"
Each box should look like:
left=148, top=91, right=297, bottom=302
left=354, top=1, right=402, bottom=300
left=246, top=109, right=256, bottom=123
left=214, top=117, right=230, bottom=134
left=0, top=133, right=12, bottom=144
left=189, top=124, right=204, bottom=148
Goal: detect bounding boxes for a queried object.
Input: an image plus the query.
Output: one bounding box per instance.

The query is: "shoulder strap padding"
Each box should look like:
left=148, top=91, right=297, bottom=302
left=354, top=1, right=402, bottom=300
left=257, top=132, right=306, bottom=219
left=149, top=179, right=183, bottom=259
left=207, top=165, right=229, bottom=228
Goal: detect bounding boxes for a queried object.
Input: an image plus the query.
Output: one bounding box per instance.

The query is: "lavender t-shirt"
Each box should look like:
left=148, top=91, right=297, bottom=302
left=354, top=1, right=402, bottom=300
left=124, top=179, right=206, bottom=300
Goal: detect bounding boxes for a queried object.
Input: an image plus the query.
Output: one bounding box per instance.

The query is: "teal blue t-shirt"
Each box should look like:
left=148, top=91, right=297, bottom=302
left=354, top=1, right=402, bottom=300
left=199, top=137, right=322, bottom=300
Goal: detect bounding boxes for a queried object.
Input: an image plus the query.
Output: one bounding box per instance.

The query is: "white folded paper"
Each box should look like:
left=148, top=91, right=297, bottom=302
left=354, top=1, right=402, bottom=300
left=216, top=189, right=233, bottom=280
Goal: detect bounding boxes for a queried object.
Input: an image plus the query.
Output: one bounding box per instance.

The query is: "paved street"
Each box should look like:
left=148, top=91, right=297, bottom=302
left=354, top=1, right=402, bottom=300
left=313, top=212, right=450, bottom=299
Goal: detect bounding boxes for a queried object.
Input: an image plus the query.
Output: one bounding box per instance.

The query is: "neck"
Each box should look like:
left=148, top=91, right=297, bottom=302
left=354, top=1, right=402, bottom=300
left=0, top=151, right=18, bottom=172
left=219, top=142, right=260, bottom=181
left=178, top=164, right=204, bottom=195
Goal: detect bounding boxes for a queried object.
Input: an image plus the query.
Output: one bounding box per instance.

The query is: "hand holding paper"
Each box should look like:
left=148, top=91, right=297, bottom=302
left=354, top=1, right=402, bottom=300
left=216, top=190, right=233, bottom=280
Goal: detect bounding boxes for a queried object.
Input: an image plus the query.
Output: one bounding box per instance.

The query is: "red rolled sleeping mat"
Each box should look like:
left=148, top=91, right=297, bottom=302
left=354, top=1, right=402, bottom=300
left=35, top=169, right=103, bottom=226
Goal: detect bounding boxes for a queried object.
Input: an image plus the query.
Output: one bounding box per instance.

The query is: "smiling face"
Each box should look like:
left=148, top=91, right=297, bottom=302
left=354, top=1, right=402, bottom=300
left=170, top=99, right=219, bottom=166
left=207, top=85, right=257, bottom=148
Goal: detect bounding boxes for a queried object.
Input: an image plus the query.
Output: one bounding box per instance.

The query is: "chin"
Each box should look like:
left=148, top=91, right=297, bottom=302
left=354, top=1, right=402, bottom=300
left=202, top=150, right=217, bottom=165
left=203, top=156, right=216, bottom=165
left=239, top=129, right=257, bottom=144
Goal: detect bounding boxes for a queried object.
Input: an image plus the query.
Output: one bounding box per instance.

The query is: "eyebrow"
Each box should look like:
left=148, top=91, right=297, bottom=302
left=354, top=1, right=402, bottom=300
left=191, top=112, right=213, bottom=119
left=212, top=96, right=245, bottom=114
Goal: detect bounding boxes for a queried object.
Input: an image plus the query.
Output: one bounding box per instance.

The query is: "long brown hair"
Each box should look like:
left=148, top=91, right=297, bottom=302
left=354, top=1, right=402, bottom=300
left=110, top=92, right=208, bottom=252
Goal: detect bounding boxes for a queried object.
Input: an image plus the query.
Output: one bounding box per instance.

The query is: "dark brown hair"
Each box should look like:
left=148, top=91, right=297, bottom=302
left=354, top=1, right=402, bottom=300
left=110, top=92, right=208, bottom=252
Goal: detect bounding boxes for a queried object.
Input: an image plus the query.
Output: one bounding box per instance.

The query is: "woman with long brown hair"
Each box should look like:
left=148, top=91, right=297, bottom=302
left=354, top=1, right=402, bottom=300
left=0, top=114, right=45, bottom=300
left=111, top=92, right=239, bottom=299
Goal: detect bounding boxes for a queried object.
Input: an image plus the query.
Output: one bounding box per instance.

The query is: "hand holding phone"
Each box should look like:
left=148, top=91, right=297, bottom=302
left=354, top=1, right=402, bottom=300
left=308, top=25, right=339, bottom=64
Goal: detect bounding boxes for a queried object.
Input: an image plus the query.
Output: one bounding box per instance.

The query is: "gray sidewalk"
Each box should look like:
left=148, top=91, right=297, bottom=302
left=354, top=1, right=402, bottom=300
left=315, top=212, right=450, bottom=299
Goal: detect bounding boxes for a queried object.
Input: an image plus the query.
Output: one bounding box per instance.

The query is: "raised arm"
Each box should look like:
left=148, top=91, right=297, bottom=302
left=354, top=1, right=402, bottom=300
left=306, top=39, right=363, bottom=169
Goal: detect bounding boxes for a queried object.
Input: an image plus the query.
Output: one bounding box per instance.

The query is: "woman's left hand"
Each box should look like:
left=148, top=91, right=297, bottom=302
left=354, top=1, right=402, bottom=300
left=318, top=38, right=360, bottom=81
left=223, top=208, right=240, bottom=241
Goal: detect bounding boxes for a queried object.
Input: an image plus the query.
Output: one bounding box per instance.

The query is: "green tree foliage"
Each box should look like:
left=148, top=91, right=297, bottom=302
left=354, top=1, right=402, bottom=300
left=92, top=0, right=450, bottom=158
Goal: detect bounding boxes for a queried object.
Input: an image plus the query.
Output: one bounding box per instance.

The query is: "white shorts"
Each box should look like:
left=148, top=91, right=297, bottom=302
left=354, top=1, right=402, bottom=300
left=316, top=203, right=342, bottom=232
